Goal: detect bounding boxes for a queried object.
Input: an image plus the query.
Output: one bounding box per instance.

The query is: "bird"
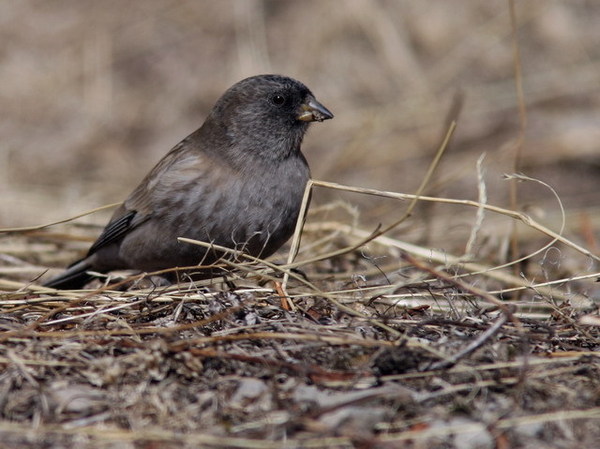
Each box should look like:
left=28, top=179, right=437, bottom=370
left=43, top=74, right=333, bottom=289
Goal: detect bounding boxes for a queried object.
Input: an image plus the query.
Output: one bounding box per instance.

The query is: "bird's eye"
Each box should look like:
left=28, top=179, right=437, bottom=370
left=271, top=94, right=286, bottom=106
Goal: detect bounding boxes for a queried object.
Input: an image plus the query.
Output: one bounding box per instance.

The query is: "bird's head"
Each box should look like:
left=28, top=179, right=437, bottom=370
left=208, top=74, right=333, bottom=161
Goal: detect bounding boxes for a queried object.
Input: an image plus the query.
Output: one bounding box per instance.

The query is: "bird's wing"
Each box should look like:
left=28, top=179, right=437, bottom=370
left=124, top=138, right=204, bottom=214
left=86, top=207, right=140, bottom=256
left=86, top=138, right=213, bottom=257
left=83, top=151, right=182, bottom=257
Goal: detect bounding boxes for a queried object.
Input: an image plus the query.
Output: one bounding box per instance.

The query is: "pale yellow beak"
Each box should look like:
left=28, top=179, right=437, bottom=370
left=297, top=97, right=334, bottom=122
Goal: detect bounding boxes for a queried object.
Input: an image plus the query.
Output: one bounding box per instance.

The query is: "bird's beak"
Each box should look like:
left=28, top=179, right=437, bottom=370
left=297, top=97, right=334, bottom=122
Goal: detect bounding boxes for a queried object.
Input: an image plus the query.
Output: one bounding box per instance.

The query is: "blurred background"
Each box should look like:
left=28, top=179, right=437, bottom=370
left=1, top=0, right=599, bottom=258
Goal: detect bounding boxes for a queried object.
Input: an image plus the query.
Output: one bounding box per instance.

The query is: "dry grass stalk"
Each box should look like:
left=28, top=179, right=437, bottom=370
left=1, top=2, right=600, bottom=447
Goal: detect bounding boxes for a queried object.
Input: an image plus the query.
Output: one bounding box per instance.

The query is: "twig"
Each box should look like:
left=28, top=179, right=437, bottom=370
left=427, top=314, right=508, bottom=371
left=0, top=203, right=121, bottom=233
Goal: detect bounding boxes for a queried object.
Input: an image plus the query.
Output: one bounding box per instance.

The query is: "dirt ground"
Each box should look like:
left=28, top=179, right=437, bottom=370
left=1, top=1, right=599, bottom=448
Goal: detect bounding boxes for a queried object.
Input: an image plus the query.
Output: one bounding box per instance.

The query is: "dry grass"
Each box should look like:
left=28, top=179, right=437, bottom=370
left=1, top=1, right=600, bottom=448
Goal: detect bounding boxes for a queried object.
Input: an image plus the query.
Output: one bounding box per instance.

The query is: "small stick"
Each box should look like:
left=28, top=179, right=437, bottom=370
left=427, top=314, right=508, bottom=371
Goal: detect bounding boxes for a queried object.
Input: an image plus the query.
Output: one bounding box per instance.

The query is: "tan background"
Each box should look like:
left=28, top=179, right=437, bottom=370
left=2, top=0, right=599, bottom=253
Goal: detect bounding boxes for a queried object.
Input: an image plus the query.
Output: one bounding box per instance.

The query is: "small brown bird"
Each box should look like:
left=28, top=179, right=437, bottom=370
left=44, top=74, right=333, bottom=289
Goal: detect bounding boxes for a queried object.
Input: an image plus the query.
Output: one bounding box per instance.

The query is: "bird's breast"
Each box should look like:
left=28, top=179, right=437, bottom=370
left=177, top=155, right=309, bottom=255
left=119, top=154, right=310, bottom=270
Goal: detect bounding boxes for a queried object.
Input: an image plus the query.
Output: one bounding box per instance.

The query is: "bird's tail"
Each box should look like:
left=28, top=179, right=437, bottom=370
left=43, top=259, right=95, bottom=290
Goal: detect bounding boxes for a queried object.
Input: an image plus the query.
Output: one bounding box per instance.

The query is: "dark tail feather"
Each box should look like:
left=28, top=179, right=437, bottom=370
left=43, top=259, right=95, bottom=289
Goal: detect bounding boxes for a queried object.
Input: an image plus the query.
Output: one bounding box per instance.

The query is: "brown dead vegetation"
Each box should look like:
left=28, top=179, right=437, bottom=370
left=1, top=1, right=599, bottom=448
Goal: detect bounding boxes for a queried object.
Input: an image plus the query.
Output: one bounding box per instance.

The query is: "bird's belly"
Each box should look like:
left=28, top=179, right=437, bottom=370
left=120, top=164, right=308, bottom=271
